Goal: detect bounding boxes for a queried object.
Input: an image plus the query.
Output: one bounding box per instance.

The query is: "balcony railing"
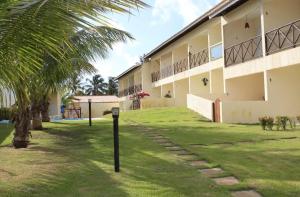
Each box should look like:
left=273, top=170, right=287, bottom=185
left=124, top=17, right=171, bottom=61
left=225, top=36, right=262, bottom=67
left=119, top=84, right=142, bottom=97
left=174, top=57, right=188, bottom=74
left=189, top=49, right=209, bottom=69
left=161, top=65, right=173, bottom=79
left=135, top=84, right=142, bottom=92
left=266, top=19, right=300, bottom=55
left=151, top=71, right=160, bottom=82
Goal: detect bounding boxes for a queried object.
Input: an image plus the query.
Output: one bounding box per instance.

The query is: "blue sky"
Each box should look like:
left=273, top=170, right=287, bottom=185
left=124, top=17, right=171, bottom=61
left=90, top=0, right=220, bottom=79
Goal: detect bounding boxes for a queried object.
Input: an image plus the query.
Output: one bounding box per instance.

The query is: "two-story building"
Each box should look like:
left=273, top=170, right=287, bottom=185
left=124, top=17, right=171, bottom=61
left=117, top=0, right=300, bottom=123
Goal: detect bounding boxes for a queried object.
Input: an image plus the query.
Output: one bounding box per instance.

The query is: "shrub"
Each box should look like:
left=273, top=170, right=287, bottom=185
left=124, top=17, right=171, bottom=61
left=276, top=116, right=295, bottom=131
left=259, top=116, right=274, bottom=131
left=259, top=116, right=267, bottom=130
left=266, top=117, right=274, bottom=131
left=0, top=108, right=12, bottom=121
left=103, top=110, right=112, bottom=116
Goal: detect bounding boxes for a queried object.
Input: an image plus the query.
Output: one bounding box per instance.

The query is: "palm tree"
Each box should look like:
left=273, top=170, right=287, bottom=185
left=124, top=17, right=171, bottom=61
left=69, top=76, right=85, bottom=96
left=107, top=77, right=119, bottom=95
left=0, top=0, right=148, bottom=148
left=85, top=75, right=107, bottom=96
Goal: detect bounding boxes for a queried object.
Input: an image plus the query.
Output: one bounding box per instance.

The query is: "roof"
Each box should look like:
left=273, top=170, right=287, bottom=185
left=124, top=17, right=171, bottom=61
left=115, top=64, right=141, bottom=80
left=73, top=96, right=120, bottom=103
left=145, top=0, right=248, bottom=59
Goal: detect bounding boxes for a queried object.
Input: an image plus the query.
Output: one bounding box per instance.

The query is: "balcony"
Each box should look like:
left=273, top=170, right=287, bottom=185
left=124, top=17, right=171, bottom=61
left=119, top=84, right=142, bottom=97
left=189, top=48, right=209, bottom=69
left=151, top=71, right=160, bottom=82
left=173, top=57, right=188, bottom=74
left=225, top=36, right=262, bottom=67
left=266, top=19, right=300, bottom=55
left=161, top=65, right=173, bottom=79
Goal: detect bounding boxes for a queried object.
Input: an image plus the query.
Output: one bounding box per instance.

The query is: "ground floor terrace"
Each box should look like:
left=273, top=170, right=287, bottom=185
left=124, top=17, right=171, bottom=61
left=143, top=63, right=300, bottom=123
left=1, top=108, right=299, bottom=196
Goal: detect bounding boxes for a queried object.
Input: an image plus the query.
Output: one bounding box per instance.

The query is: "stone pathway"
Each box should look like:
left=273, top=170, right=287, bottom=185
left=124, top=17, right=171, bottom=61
left=213, top=176, right=240, bottom=186
left=200, top=168, right=224, bottom=178
left=231, top=190, right=262, bottom=197
left=127, top=122, right=263, bottom=197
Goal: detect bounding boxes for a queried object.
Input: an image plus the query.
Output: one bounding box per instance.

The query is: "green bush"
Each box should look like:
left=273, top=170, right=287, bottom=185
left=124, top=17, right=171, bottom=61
left=297, top=116, right=300, bottom=123
left=266, top=117, right=274, bottom=130
left=259, top=116, right=267, bottom=130
left=276, top=116, right=295, bottom=131
left=0, top=108, right=12, bottom=121
left=259, top=116, right=274, bottom=131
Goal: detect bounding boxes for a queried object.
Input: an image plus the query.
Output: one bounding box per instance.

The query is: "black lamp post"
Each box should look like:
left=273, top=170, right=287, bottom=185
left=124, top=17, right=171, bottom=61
left=88, top=99, right=92, bottom=127
left=112, top=107, right=120, bottom=172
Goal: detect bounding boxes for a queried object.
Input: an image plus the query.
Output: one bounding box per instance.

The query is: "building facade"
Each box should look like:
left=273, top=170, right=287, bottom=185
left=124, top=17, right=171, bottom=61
left=117, top=0, right=300, bottom=123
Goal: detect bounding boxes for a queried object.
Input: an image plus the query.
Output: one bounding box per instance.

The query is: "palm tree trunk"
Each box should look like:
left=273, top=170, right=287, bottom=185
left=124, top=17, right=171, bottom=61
left=13, top=106, right=31, bottom=149
left=31, top=101, right=43, bottom=130
left=41, top=99, right=50, bottom=122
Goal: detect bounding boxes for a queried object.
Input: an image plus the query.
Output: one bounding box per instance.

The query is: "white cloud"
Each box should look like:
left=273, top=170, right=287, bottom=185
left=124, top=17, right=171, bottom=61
left=151, top=0, right=216, bottom=26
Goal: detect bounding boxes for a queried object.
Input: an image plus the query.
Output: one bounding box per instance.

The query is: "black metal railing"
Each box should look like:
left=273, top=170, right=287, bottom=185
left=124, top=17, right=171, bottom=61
left=266, top=19, right=300, bottom=55
left=151, top=71, right=160, bottom=82
left=225, top=35, right=262, bottom=67
left=161, top=65, right=173, bottom=79
left=173, top=57, right=188, bottom=74
left=189, top=49, right=209, bottom=69
left=134, top=84, right=142, bottom=92
left=119, top=83, right=142, bottom=97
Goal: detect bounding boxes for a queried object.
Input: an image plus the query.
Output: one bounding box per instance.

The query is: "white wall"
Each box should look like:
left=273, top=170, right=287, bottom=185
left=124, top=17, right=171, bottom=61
left=187, top=94, right=213, bottom=120
left=174, top=79, right=189, bottom=106
left=225, top=73, right=265, bottom=100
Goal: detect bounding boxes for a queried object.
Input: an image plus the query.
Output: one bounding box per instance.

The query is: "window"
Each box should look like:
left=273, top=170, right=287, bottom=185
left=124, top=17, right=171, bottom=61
left=210, top=43, right=223, bottom=60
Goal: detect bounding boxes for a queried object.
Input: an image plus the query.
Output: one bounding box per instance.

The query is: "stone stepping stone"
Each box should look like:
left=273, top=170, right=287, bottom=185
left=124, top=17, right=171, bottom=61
left=165, top=146, right=183, bottom=151
left=154, top=138, right=170, bottom=143
left=160, top=142, right=175, bottom=147
left=190, top=160, right=208, bottom=167
left=174, top=150, right=191, bottom=155
left=200, top=168, right=224, bottom=178
left=213, top=176, right=239, bottom=186
left=177, top=154, right=197, bottom=161
left=150, top=135, right=165, bottom=139
left=231, top=190, right=261, bottom=197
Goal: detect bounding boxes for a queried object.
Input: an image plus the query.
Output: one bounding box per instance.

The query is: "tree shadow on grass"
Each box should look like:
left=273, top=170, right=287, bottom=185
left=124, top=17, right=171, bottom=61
left=7, top=121, right=229, bottom=197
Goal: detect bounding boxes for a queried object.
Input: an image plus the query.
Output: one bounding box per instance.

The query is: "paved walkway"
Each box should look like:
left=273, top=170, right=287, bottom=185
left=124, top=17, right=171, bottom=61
left=128, top=122, right=262, bottom=197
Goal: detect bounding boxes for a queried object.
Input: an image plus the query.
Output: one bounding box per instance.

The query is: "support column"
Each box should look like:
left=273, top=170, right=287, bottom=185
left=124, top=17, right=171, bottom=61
left=172, top=53, right=176, bottom=98
left=220, top=16, right=227, bottom=64
left=260, top=0, right=266, bottom=57
left=207, top=32, right=211, bottom=62
left=264, top=70, right=269, bottom=101
left=188, top=45, right=191, bottom=94
left=209, top=71, right=212, bottom=94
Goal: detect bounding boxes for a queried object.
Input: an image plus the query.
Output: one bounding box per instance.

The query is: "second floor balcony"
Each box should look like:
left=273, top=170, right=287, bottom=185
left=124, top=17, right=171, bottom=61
left=225, top=35, right=262, bottom=67
left=118, top=84, right=142, bottom=97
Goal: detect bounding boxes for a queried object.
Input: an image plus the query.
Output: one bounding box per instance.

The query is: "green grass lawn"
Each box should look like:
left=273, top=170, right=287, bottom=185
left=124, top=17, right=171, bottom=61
left=0, top=107, right=299, bottom=196
left=122, top=107, right=300, bottom=197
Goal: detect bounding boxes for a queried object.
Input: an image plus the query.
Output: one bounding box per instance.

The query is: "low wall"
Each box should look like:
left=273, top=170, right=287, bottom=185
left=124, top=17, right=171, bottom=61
left=120, top=100, right=133, bottom=111
left=141, top=98, right=175, bottom=109
left=67, top=102, right=119, bottom=118
left=221, top=101, right=271, bottom=123
left=187, top=94, right=213, bottom=120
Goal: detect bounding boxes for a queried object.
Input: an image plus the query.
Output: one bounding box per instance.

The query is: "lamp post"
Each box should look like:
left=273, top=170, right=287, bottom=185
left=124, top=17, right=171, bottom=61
left=112, top=107, right=120, bottom=172
left=88, top=99, right=92, bottom=127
